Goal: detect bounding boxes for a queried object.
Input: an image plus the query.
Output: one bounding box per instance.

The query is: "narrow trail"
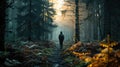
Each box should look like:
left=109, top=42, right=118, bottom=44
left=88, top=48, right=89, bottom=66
left=48, top=41, right=63, bottom=67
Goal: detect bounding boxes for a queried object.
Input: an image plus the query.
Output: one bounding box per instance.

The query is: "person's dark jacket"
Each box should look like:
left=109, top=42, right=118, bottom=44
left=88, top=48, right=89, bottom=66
left=59, top=34, right=64, bottom=42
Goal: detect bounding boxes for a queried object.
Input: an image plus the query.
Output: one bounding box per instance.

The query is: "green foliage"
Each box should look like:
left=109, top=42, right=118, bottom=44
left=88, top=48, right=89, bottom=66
left=75, top=60, right=88, bottom=67
left=63, top=55, right=89, bottom=67
left=64, top=56, right=75, bottom=63
left=0, top=51, right=9, bottom=57
left=16, top=0, right=56, bottom=40
left=40, top=48, right=54, bottom=56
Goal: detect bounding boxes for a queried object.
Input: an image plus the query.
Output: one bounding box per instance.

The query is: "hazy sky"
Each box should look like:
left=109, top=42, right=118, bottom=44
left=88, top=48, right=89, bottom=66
left=50, top=0, right=88, bottom=41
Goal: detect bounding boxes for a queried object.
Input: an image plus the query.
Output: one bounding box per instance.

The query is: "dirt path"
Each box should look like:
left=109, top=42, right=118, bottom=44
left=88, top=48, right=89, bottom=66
left=48, top=41, right=63, bottom=67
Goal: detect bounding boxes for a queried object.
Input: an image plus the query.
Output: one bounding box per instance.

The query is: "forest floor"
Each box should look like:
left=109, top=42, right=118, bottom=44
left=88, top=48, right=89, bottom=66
left=0, top=40, right=73, bottom=67
left=0, top=40, right=120, bottom=67
left=48, top=41, right=74, bottom=67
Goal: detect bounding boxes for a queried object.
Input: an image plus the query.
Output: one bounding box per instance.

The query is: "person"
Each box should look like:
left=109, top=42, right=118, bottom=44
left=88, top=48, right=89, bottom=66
left=59, top=31, right=64, bottom=49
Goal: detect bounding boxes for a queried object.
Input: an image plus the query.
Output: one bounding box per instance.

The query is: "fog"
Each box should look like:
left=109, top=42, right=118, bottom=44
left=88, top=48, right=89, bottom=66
left=50, top=0, right=87, bottom=42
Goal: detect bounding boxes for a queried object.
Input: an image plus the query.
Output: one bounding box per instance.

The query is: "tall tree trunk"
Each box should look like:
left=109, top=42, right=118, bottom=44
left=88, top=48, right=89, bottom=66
left=28, top=0, right=32, bottom=41
left=104, top=0, right=111, bottom=37
left=0, top=0, right=7, bottom=65
left=75, top=0, right=80, bottom=42
left=0, top=0, right=6, bottom=51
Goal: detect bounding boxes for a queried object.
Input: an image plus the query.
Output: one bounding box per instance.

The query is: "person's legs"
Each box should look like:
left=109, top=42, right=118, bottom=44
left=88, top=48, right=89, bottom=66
left=60, top=41, right=63, bottom=49
left=59, top=40, right=61, bottom=49
left=61, top=44, right=63, bottom=49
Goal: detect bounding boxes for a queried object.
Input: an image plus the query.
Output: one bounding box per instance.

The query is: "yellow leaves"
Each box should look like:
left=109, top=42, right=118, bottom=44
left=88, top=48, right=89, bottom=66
left=72, top=51, right=92, bottom=63
left=68, top=41, right=82, bottom=51
left=84, top=57, right=92, bottom=63
left=100, top=35, right=118, bottom=48
left=100, top=41, right=118, bottom=48
left=90, top=35, right=120, bottom=66
left=88, top=49, right=120, bottom=67
left=101, top=47, right=114, bottom=53
left=72, top=51, right=85, bottom=60
left=72, top=51, right=90, bottom=57
left=63, top=41, right=82, bottom=55
left=63, top=36, right=120, bottom=67
left=87, top=61, right=107, bottom=67
left=72, top=51, right=82, bottom=57
left=100, top=43, right=108, bottom=48
left=110, top=42, right=118, bottom=47
left=93, top=53, right=108, bottom=63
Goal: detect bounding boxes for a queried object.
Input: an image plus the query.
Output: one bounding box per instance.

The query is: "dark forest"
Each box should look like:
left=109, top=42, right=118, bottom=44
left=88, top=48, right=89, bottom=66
left=0, top=0, right=120, bottom=67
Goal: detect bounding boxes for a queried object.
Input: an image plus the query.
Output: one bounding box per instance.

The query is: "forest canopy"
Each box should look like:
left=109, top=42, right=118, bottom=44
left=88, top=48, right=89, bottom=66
left=5, top=0, right=57, bottom=42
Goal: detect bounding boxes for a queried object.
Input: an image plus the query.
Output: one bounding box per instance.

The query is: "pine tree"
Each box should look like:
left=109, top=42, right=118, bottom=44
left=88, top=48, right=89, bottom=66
left=16, top=0, right=56, bottom=41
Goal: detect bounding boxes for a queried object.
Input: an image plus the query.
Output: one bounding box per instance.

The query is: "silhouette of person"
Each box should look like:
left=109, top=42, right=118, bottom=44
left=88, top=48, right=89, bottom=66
left=59, top=31, right=64, bottom=49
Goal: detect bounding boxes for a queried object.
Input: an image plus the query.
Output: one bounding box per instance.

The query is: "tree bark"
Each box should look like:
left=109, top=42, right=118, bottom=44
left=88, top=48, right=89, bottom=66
left=0, top=0, right=7, bottom=65
left=75, top=0, right=80, bottom=42
left=0, top=0, right=6, bottom=51
left=28, top=0, right=32, bottom=41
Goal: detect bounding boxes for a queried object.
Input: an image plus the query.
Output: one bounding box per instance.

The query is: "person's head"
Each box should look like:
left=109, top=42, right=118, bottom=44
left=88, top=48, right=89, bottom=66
left=60, top=31, right=63, bottom=34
